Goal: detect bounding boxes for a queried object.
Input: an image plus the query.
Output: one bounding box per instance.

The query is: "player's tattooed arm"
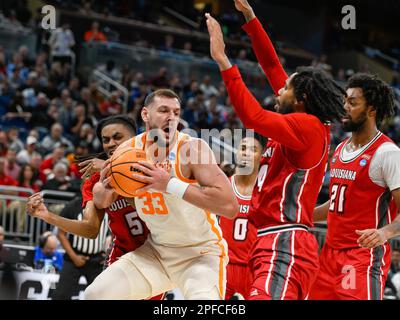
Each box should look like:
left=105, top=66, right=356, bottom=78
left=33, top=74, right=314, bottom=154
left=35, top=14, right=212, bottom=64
left=357, top=188, right=400, bottom=249
left=314, top=201, right=329, bottom=222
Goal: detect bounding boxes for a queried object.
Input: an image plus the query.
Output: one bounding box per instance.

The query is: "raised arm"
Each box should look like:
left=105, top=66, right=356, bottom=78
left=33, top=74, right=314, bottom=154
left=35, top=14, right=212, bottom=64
left=234, top=0, right=288, bottom=94
left=206, top=13, right=320, bottom=153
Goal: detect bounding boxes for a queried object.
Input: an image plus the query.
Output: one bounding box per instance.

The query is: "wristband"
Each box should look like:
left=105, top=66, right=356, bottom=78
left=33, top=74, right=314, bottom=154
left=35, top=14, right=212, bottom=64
left=166, top=177, right=190, bottom=198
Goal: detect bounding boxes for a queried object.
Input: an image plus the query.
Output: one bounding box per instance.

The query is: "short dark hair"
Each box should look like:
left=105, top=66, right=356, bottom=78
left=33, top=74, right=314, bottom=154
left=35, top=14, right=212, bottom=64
left=96, top=115, right=137, bottom=142
left=75, top=115, right=137, bottom=163
left=237, top=129, right=267, bottom=150
left=346, top=73, right=396, bottom=125
left=291, top=67, right=346, bottom=123
left=144, top=89, right=181, bottom=108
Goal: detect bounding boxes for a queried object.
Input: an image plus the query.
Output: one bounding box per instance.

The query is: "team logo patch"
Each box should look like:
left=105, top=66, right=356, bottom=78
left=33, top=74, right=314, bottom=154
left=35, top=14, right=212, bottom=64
left=169, top=152, right=176, bottom=161
left=359, top=159, right=367, bottom=167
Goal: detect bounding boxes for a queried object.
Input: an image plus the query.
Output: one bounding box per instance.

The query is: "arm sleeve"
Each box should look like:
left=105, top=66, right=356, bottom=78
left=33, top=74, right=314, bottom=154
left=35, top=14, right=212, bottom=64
left=221, top=65, right=318, bottom=151
left=242, top=18, right=288, bottom=95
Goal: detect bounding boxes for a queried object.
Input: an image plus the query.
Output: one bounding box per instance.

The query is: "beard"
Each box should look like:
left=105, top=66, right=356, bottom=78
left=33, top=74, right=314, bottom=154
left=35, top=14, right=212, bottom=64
left=276, top=100, right=294, bottom=114
left=342, top=113, right=368, bottom=133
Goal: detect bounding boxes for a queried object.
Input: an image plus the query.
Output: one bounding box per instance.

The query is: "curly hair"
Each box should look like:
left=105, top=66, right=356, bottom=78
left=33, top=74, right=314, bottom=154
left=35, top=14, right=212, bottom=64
left=346, top=73, right=396, bottom=125
left=291, top=67, right=346, bottom=123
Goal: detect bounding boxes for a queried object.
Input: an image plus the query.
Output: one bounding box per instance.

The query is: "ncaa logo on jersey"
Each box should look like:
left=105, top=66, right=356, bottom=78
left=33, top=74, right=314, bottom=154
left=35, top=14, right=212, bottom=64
left=169, top=152, right=176, bottom=161
left=359, top=159, right=367, bottom=167
left=331, top=156, right=337, bottom=164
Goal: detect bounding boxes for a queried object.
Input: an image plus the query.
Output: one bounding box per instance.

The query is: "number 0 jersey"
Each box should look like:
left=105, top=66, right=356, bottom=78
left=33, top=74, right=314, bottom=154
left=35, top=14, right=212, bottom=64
left=131, top=132, right=227, bottom=250
left=326, top=132, right=398, bottom=249
left=219, top=176, right=257, bottom=265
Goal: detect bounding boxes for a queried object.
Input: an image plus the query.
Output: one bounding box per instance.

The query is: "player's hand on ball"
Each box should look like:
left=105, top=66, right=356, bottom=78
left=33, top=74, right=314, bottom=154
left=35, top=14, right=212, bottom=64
left=131, top=161, right=171, bottom=194
left=27, top=193, right=49, bottom=219
left=356, top=229, right=387, bottom=248
left=99, top=159, right=112, bottom=189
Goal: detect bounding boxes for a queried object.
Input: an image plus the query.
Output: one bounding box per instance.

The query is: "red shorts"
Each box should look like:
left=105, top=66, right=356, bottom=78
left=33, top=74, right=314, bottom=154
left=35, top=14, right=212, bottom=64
left=225, top=263, right=253, bottom=300
left=309, top=243, right=391, bottom=300
left=249, top=229, right=319, bottom=300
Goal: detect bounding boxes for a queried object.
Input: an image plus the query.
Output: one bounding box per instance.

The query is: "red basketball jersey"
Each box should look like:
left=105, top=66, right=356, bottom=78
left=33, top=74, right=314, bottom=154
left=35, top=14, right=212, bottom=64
left=82, top=173, right=149, bottom=264
left=326, top=132, right=398, bottom=249
left=249, top=124, right=331, bottom=230
left=219, top=176, right=257, bottom=265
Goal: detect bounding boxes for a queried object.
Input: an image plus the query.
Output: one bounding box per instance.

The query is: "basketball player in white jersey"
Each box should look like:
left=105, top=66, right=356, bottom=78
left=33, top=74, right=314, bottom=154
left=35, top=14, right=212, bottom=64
left=85, top=89, right=238, bottom=300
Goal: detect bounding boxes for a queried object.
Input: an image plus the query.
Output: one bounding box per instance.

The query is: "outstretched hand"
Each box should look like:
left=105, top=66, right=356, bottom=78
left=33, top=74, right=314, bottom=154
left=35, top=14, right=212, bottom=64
left=234, top=0, right=256, bottom=21
left=205, top=13, right=232, bottom=71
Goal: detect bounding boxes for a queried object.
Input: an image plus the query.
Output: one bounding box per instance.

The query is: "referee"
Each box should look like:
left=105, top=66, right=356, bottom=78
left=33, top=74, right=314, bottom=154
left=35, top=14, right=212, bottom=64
left=53, top=195, right=109, bottom=300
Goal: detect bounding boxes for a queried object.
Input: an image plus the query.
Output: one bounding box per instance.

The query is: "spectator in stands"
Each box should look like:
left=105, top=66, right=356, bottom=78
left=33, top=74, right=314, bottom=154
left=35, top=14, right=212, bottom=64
left=97, top=60, right=121, bottom=82
left=99, top=91, right=122, bottom=116
left=48, top=22, right=75, bottom=66
left=16, top=164, right=40, bottom=194
left=16, top=136, right=41, bottom=166
left=4, top=92, right=32, bottom=127
left=39, top=145, right=67, bottom=181
left=182, top=41, right=193, bottom=55
left=84, top=21, right=108, bottom=43
left=34, top=231, right=63, bottom=272
left=0, top=130, right=7, bottom=157
left=70, top=104, right=93, bottom=135
left=42, top=161, right=79, bottom=193
left=200, top=75, right=218, bottom=98
left=68, top=77, right=81, bottom=101
left=8, top=164, right=40, bottom=233
left=160, top=34, right=175, bottom=52
left=150, top=67, right=169, bottom=88
left=29, top=92, right=50, bottom=128
left=4, top=148, right=21, bottom=181
left=73, top=123, right=97, bottom=151
left=0, top=157, right=17, bottom=188
left=7, top=126, right=24, bottom=152
left=41, top=123, right=74, bottom=154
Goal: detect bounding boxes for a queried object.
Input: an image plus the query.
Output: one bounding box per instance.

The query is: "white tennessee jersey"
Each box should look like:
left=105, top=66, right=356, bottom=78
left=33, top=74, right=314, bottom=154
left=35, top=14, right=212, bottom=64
left=131, top=131, right=227, bottom=248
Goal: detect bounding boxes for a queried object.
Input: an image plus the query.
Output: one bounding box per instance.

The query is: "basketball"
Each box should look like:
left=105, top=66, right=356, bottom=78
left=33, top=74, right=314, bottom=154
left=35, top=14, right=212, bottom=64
left=108, top=147, right=149, bottom=197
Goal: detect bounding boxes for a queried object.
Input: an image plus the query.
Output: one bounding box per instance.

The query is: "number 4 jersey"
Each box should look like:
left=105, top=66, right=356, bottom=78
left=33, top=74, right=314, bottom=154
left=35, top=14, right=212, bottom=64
left=326, top=132, right=399, bottom=249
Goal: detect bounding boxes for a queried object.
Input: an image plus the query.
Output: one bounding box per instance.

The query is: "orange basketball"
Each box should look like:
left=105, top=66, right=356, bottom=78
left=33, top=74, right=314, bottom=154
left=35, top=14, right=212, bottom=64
left=108, top=147, right=149, bottom=197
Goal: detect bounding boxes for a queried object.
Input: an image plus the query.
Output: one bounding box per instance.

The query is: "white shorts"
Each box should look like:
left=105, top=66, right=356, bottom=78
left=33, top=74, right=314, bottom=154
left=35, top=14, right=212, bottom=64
left=84, top=237, right=228, bottom=300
